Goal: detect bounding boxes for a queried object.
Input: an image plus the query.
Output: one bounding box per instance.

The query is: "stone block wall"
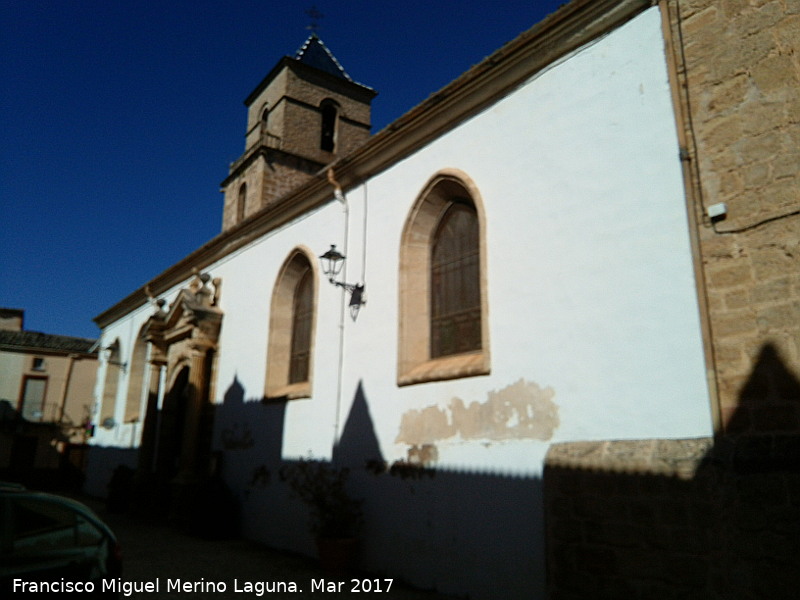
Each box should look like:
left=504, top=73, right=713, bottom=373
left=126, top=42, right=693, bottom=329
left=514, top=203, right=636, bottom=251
left=666, top=0, right=800, bottom=432
left=220, top=153, right=323, bottom=232
left=259, top=157, right=319, bottom=208
left=544, top=436, right=800, bottom=599
left=282, top=70, right=372, bottom=162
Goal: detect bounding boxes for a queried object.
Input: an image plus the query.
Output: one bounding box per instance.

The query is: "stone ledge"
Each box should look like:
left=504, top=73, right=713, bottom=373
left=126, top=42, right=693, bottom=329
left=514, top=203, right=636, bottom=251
left=545, top=434, right=800, bottom=478
left=545, top=438, right=714, bottom=479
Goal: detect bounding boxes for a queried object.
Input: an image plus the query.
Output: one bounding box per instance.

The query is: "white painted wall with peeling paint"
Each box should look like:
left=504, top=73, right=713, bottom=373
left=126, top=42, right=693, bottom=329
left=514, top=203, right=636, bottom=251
left=87, top=7, right=713, bottom=600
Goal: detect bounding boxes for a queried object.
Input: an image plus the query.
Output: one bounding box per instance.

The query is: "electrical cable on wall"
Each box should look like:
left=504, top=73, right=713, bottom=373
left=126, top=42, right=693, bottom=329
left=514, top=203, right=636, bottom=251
left=711, top=208, right=800, bottom=235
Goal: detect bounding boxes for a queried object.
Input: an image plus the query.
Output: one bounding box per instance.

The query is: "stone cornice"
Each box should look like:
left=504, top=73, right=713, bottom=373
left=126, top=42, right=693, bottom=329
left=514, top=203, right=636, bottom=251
left=94, top=0, right=650, bottom=329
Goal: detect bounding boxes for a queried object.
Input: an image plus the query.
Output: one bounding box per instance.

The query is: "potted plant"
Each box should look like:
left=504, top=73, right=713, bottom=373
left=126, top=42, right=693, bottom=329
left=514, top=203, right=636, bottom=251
left=279, top=457, right=363, bottom=573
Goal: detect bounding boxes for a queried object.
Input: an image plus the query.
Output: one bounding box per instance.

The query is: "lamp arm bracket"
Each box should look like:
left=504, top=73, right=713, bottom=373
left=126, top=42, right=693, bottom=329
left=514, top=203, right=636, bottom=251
left=329, top=279, right=363, bottom=295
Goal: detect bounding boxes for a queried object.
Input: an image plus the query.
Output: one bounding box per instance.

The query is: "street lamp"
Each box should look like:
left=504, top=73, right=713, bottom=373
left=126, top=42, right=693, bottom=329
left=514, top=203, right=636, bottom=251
left=319, top=244, right=366, bottom=320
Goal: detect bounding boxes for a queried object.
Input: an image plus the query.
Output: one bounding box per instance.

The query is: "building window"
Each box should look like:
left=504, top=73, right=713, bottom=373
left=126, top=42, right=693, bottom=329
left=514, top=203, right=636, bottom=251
left=20, top=376, right=47, bottom=421
left=265, top=248, right=318, bottom=400
left=237, top=183, right=247, bottom=223
left=261, top=104, right=269, bottom=132
left=32, top=357, right=45, bottom=371
left=398, top=169, right=490, bottom=386
left=320, top=100, right=338, bottom=152
left=430, top=202, right=481, bottom=358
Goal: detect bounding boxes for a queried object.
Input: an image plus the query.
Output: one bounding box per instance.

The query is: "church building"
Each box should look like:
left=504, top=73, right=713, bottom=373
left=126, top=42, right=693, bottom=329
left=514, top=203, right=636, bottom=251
left=87, top=1, right=799, bottom=598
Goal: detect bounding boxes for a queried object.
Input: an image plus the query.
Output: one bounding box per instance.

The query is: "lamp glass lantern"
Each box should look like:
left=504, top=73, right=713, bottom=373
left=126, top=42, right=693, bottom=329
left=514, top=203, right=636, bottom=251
left=319, top=244, right=345, bottom=281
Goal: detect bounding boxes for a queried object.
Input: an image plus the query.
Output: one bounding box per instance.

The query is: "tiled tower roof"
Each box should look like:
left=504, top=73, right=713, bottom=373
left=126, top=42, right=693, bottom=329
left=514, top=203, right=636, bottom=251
left=294, top=33, right=352, bottom=81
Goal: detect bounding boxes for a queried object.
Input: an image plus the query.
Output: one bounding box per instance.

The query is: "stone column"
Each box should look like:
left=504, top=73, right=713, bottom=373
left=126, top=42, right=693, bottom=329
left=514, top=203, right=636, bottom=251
left=174, top=340, right=212, bottom=485
left=136, top=356, right=165, bottom=477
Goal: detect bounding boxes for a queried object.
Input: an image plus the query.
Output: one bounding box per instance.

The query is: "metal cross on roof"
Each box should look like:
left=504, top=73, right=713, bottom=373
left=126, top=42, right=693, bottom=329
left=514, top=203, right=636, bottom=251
left=305, top=6, right=324, bottom=32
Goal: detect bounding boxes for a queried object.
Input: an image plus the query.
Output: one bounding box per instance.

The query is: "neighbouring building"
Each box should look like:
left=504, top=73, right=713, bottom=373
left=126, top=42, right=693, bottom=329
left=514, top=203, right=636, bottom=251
left=0, top=308, right=97, bottom=479
left=85, top=1, right=798, bottom=598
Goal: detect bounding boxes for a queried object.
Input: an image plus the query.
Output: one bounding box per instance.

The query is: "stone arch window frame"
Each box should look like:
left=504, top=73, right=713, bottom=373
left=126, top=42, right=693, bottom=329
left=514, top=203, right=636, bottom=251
left=237, top=182, right=248, bottom=223
left=265, top=246, right=319, bottom=401
left=123, top=326, right=150, bottom=425
left=99, top=338, right=124, bottom=426
left=398, top=168, right=490, bottom=386
left=319, top=98, right=339, bottom=153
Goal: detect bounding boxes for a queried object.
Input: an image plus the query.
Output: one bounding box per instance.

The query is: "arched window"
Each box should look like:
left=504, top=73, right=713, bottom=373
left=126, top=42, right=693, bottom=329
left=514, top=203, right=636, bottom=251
left=265, top=249, right=317, bottom=400
left=237, top=183, right=247, bottom=223
left=430, top=202, right=481, bottom=358
left=398, top=169, right=490, bottom=386
left=320, top=100, right=338, bottom=152
left=260, top=104, right=269, bottom=132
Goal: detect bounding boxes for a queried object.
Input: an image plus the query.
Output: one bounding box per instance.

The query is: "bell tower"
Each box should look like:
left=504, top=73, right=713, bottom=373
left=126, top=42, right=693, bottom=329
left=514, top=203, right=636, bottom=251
left=220, top=34, right=377, bottom=232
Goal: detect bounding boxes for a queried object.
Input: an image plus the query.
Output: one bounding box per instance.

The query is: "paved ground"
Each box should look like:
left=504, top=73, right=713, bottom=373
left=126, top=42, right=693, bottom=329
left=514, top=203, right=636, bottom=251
left=85, top=498, right=460, bottom=599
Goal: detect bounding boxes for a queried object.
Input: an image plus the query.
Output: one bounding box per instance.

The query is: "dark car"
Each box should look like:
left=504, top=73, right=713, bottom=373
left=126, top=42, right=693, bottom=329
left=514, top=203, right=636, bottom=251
left=0, top=483, right=122, bottom=595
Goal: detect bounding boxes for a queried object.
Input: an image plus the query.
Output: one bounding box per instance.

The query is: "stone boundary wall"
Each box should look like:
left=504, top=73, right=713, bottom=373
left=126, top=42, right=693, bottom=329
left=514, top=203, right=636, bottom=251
left=544, top=437, right=800, bottom=599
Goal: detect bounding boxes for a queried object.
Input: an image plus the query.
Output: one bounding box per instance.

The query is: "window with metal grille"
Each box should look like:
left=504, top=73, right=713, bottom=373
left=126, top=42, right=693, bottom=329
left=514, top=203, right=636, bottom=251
left=430, top=201, right=481, bottom=358
left=289, top=267, right=313, bottom=384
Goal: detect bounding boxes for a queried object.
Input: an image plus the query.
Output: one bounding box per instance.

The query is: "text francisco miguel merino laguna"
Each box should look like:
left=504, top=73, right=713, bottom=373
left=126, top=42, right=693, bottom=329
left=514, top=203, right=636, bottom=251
left=13, top=577, right=396, bottom=595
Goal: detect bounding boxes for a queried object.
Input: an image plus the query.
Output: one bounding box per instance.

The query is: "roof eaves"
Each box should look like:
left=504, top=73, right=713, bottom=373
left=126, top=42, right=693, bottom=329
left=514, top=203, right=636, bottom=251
left=0, top=330, right=97, bottom=355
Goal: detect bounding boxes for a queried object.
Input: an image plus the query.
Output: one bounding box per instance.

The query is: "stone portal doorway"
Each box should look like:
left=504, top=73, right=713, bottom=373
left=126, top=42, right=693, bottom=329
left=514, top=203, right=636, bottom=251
left=134, top=272, right=222, bottom=522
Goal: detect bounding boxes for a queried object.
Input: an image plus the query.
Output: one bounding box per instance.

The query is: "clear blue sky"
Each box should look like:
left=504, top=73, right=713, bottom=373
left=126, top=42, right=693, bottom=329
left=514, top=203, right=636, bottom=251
left=1, top=1, right=565, bottom=339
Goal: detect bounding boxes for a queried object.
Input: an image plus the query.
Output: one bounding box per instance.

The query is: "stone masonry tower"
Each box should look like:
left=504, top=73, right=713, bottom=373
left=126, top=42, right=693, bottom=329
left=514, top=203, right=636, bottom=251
left=220, top=34, right=377, bottom=231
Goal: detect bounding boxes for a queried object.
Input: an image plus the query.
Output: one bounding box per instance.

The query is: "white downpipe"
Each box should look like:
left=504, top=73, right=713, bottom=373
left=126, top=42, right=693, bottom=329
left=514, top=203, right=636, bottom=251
left=327, top=168, right=348, bottom=455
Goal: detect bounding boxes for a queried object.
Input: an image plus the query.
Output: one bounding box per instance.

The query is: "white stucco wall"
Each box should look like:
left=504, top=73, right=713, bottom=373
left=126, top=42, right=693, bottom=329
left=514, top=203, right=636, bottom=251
left=203, top=7, right=712, bottom=475
left=334, top=6, right=710, bottom=472
left=89, top=8, right=712, bottom=600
